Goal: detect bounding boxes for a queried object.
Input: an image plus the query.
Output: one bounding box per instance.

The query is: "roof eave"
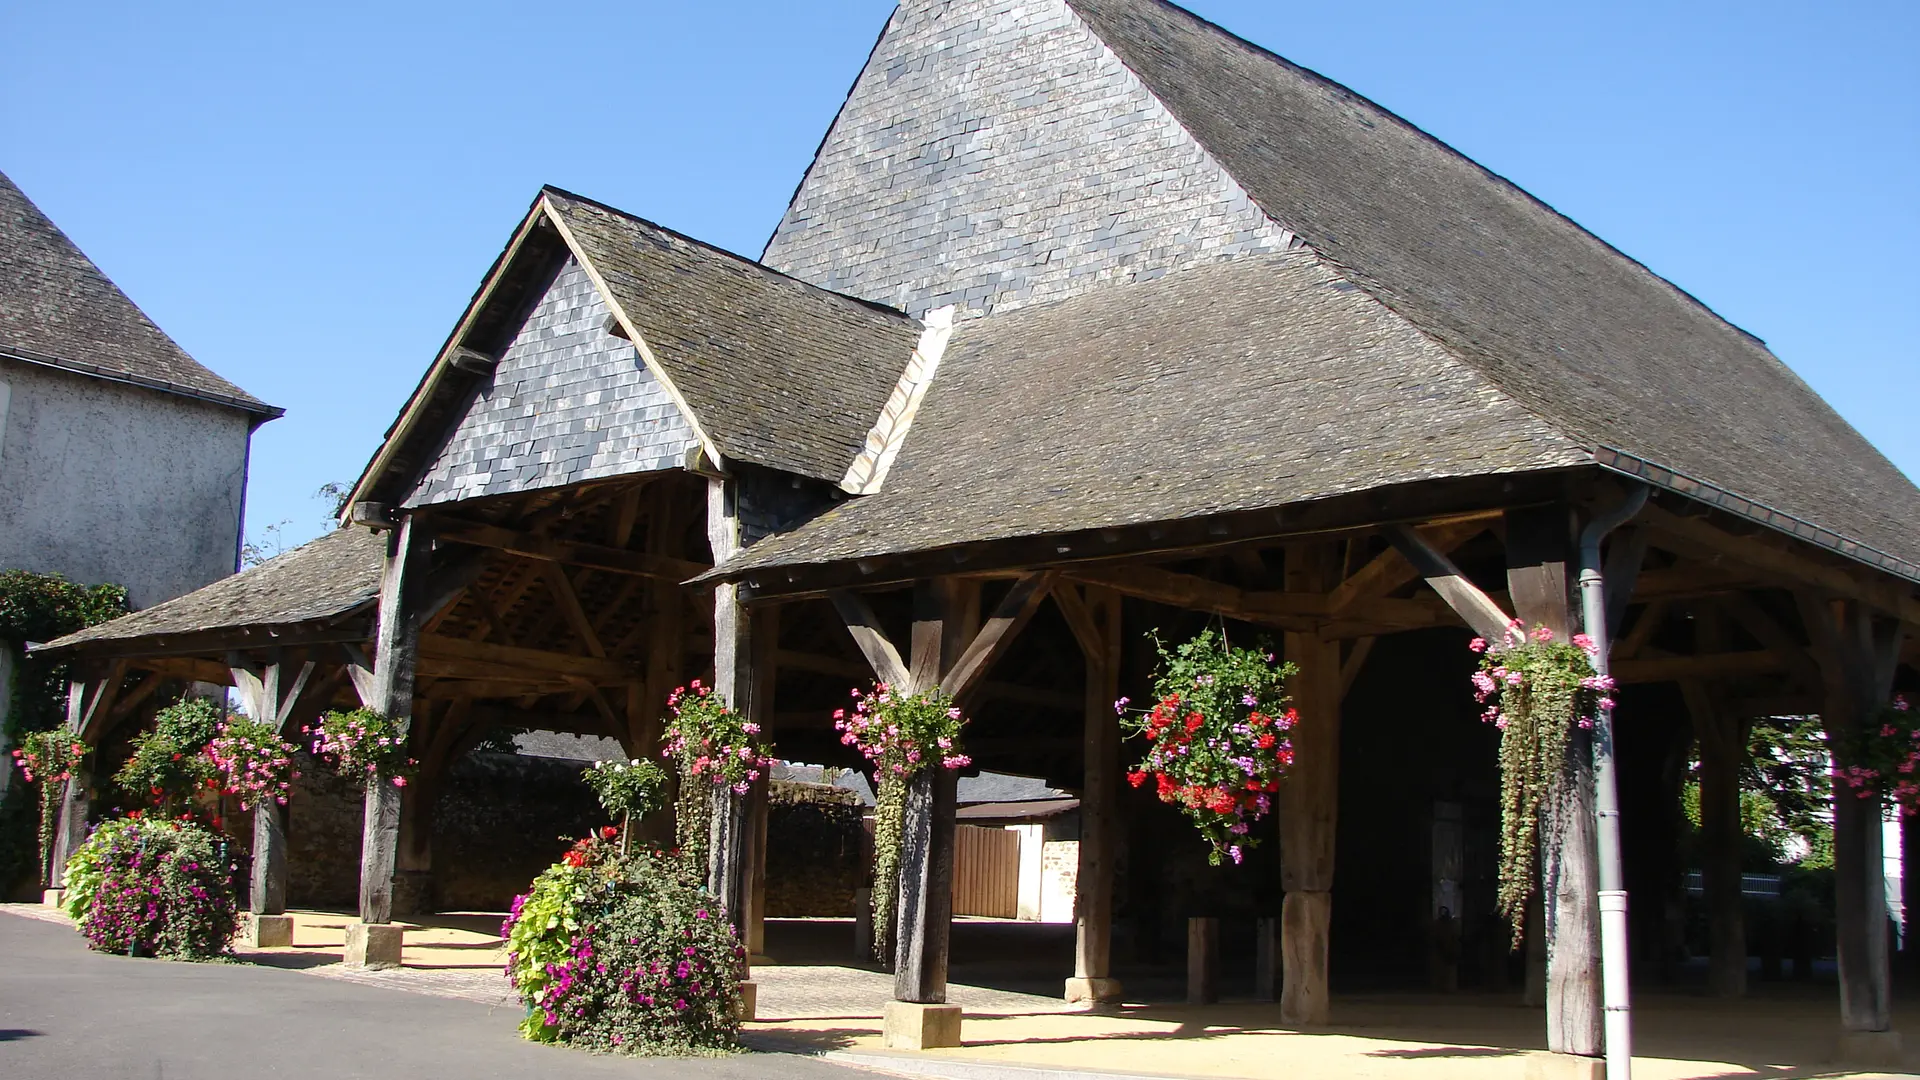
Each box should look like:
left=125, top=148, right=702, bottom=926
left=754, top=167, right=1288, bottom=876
left=0, top=345, right=282, bottom=420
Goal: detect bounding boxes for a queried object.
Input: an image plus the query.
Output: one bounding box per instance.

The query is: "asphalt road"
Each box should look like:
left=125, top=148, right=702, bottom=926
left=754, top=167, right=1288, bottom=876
left=0, top=912, right=865, bottom=1079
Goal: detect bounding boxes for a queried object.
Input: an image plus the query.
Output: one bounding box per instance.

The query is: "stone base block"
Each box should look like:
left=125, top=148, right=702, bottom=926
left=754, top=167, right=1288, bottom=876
left=736, top=981, right=757, bottom=1021
left=1836, top=1030, right=1905, bottom=1069
left=1064, top=977, right=1124, bottom=1004
left=344, top=922, right=405, bottom=970
left=1522, top=1052, right=1604, bottom=1080
left=42, top=888, right=64, bottom=909
left=246, top=914, right=294, bottom=949
left=883, top=1001, right=963, bottom=1050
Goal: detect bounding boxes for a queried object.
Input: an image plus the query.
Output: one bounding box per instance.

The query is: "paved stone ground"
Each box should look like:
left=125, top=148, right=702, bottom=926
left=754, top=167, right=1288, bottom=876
left=0, top=911, right=867, bottom=1080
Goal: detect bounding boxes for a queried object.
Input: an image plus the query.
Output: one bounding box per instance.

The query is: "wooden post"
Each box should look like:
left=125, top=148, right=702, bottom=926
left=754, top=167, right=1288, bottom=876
left=1684, top=677, right=1748, bottom=998
left=1281, top=541, right=1341, bottom=1026
left=705, top=476, right=757, bottom=942
left=359, top=516, right=428, bottom=926
left=895, top=764, right=959, bottom=1003
left=1187, top=916, right=1220, bottom=1004
left=1799, top=595, right=1903, bottom=1061
left=1060, top=584, right=1124, bottom=1004
left=1506, top=506, right=1602, bottom=1059
left=50, top=676, right=94, bottom=888
left=1255, top=916, right=1279, bottom=1002
left=251, top=803, right=289, bottom=916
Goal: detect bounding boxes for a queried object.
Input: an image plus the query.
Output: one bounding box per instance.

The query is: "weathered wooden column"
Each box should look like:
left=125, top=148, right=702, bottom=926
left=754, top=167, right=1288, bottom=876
left=350, top=515, right=428, bottom=967
left=706, top=476, right=761, bottom=1015
left=1799, top=595, right=1903, bottom=1065
left=229, top=649, right=318, bottom=941
left=894, top=579, right=972, bottom=1007
left=1507, top=506, right=1602, bottom=1060
left=1682, top=674, right=1749, bottom=998
left=1060, top=584, right=1124, bottom=1004
left=50, top=675, right=95, bottom=890
left=1280, top=541, right=1343, bottom=1026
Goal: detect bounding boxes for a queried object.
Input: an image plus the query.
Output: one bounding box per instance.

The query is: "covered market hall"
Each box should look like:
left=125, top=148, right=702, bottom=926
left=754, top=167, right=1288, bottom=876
left=34, top=0, right=1920, bottom=1075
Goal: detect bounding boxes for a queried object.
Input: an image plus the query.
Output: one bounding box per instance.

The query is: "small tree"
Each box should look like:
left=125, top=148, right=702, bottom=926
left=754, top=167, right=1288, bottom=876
left=115, top=697, right=223, bottom=817
left=583, top=758, right=669, bottom=855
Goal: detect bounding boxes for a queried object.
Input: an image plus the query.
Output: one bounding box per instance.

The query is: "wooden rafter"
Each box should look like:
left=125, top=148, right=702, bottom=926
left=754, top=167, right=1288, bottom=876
left=1382, top=524, right=1512, bottom=641
left=436, top=518, right=707, bottom=584
left=542, top=563, right=608, bottom=658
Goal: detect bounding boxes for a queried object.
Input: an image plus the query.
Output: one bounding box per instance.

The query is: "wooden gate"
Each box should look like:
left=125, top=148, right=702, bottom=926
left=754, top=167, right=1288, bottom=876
left=950, top=824, right=1020, bottom=918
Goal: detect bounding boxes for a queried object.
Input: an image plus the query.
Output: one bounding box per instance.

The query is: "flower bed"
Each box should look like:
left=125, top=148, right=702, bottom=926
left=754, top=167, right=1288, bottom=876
left=503, top=833, right=744, bottom=1055
left=1120, top=629, right=1296, bottom=865
left=63, top=817, right=237, bottom=960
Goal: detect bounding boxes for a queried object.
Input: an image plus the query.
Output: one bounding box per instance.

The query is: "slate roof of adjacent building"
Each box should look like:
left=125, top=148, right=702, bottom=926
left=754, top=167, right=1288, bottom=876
left=0, top=170, right=277, bottom=417
left=541, top=188, right=924, bottom=483
left=39, top=526, right=383, bottom=652
left=712, top=0, right=1920, bottom=581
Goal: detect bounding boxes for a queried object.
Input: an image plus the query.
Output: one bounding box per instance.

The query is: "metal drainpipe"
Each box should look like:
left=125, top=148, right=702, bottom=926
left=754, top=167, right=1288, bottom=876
left=1578, top=481, right=1648, bottom=1080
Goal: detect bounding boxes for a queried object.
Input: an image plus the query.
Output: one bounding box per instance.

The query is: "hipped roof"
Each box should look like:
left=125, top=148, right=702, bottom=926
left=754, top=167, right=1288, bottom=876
left=40, top=526, right=383, bottom=653
left=714, top=0, right=1920, bottom=581
left=0, top=170, right=277, bottom=417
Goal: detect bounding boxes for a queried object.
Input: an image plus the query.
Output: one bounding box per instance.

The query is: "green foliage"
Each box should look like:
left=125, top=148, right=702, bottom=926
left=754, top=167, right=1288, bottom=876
left=870, top=771, right=905, bottom=964
left=0, top=570, right=128, bottom=736
left=504, top=835, right=744, bottom=1055
left=1469, top=623, right=1611, bottom=944
left=584, top=759, right=669, bottom=828
left=67, top=817, right=237, bottom=960
left=114, top=697, right=222, bottom=814
left=1120, top=628, right=1296, bottom=865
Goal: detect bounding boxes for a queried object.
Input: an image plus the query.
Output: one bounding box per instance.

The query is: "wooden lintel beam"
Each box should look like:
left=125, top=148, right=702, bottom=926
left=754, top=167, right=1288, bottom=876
left=1643, top=505, right=1920, bottom=625
left=436, top=518, right=709, bottom=585
left=827, top=590, right=910, bottom=687
left=941, top=571, right=1056, bottom=701
left=417, top=633, right=638, bottom=683
left=1381, top=524, right=1514, bottom=641
left=1613, top=649, right=1788, bottom=685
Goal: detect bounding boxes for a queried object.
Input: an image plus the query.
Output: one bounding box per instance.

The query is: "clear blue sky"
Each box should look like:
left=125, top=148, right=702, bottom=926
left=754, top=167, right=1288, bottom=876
left=3, top=1, right=1915, bottom=557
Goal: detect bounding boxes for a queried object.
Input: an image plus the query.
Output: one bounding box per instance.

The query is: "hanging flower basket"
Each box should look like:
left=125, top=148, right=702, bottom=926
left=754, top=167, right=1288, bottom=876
left=1120, top=629, right=1297, bottom=866
left=1470, top=621, right=1613, bottom=942
left=1834, top=694, right=1920, bottom=814
left=205, top=714, right=300, bottom=810
left=12, top=729, right=89, bottom=886
left=660, top=681, right=771, bottom=865
left=835, top=682, right=971, bottom=962
left=306, top=708, right=416, bottom=787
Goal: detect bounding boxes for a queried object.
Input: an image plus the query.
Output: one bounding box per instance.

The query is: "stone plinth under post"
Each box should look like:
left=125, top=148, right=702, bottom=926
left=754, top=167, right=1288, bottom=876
left=884, top=1001, right=964, bottom=1050
left=345, top=921, right=404, bottom=969
left=246, top=914, right=294, bottom=949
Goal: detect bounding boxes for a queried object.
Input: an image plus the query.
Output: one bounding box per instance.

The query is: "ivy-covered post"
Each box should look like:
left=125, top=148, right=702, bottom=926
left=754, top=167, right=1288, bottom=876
left=352, top=515, right=427, bottom=962
left=0, top=641, right=14, bottom=801
left=50, top=675, right=96, bottom=890
left=706, top=474, right=767, bottom=1016
left=1279, top=542, right=1342, bottom=1026
left=1505, top=505, right=1602, bottom=1061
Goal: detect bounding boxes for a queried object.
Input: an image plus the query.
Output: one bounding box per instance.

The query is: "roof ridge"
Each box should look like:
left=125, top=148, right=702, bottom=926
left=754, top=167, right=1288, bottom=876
left=539, top=185, right=916, bottom=325
left=1068, top=0, right=1770, bottom=351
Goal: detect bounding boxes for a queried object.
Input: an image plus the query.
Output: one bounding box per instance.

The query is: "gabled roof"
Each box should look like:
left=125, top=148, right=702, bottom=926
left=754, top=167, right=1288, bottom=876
left=38, top=526, right=383, bottom=654
left=543, top=189, right=925, bottom=483
left=0, top=170, right=277, bottom=417
left=1064, top=0, right=1920, bottom=578
left=714, top=249, right=1590, bottom=574
left=352, top=187, right=923, bottom=508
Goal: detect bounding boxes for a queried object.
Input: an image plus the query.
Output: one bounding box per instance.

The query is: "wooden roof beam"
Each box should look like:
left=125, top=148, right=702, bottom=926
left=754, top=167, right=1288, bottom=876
left=417, top=633, right=639, bottom=683
left=1643, top=505, right=1920, bottom=625
left=435, top=517, right=708, bottom=584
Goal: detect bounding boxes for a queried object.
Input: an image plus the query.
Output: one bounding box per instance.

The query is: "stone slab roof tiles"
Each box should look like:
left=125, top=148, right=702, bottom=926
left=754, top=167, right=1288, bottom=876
left=542, top=189, right=925, bottom=483
left=0, top=170, right=276, bottom=416
left=717, top=249, right=1591, bottom=573
left=42, top=526, right=384, bottom=652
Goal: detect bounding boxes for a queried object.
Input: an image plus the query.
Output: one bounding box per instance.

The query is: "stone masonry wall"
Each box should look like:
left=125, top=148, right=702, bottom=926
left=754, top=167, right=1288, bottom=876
left=762, top=0, right=1295, bottom=319
left=406, top=257, right=699, bottom=506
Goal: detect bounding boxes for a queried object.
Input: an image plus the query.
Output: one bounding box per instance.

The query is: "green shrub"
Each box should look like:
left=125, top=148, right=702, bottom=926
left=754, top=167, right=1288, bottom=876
left=115, top=697, right=222, bottom=814
left=504, top=834, right=743, bottom=1055
left=66, top=817, right=237, bottom=960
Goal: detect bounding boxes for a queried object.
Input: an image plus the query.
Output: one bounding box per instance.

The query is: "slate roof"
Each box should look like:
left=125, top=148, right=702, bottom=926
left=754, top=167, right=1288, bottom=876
left=39, top=526, right=383, bottom=653
left=1064, top=0, right=1920, bottom=575
left=541, top=189, right=924, bottom=483
left=0, top=170, right=277, bottom=416
left=713, top=249, right=1590, bottom=573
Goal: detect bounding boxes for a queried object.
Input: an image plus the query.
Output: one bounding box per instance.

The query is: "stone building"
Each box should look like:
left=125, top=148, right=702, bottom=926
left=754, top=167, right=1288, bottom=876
left=39, top=0, right=1920, bottom=1072
left=0, top=170, right=279, bottom=608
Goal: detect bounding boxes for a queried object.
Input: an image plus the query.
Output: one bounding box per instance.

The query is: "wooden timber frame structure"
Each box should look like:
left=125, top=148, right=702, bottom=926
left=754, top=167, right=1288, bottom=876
left=30, top=1, right=1920, bottom=1065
